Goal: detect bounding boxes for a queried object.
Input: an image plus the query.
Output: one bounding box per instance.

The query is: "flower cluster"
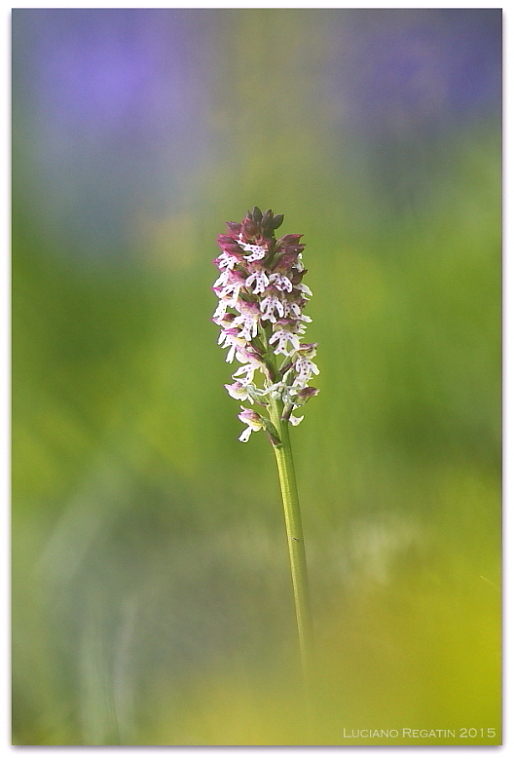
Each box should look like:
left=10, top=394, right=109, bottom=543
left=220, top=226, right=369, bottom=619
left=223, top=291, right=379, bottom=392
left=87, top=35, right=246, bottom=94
left=213, top=207, right=319, bottom=443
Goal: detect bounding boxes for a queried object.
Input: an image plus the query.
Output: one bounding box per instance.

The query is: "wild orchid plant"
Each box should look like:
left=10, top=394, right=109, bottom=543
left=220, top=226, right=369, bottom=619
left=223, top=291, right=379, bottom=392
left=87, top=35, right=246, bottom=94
left=212, top=207, right=318, bottom=679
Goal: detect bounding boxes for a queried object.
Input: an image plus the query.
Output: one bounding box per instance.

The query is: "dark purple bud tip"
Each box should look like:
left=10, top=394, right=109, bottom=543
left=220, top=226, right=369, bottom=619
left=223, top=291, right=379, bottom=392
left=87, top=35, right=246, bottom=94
left=271, top=214, right=284, bottom=229
left=217, top=234, right=237, bottom=246
left=280, top=234, right=303, bottom=245
left=291, top=269, right=307, bottom=285
left=297, top=386, right=319, bottom=403
left=242, top=218, right=259, bottom=237
left=252, top=206, right=263, bottom=223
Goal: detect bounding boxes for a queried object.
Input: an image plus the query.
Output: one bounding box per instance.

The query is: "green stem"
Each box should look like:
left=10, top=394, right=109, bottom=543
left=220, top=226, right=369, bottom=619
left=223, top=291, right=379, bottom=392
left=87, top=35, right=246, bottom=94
left=269, top=397, right=314, bottom=682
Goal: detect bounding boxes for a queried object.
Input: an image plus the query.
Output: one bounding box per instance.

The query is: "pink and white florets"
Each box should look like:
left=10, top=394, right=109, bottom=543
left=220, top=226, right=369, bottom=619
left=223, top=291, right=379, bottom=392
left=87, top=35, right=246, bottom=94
left=213, top=207, right=319, bottom=442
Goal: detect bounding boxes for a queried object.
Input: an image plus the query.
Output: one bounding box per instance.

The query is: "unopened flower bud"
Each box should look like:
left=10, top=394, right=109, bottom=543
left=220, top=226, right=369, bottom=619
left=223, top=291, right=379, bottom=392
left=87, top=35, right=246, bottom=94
left=252, top=206, right=263, bottom=223
left=295, top=387, right=319, bottom=404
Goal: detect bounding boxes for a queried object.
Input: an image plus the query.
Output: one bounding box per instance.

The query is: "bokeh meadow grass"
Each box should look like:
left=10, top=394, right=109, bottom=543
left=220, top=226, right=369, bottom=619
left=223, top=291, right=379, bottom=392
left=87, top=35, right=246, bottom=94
left=12, top=8, right=501, bottom=745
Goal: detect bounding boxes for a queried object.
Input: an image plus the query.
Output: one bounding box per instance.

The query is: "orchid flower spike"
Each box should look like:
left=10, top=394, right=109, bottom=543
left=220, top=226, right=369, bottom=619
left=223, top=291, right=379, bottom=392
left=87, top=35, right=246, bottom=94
left=213, top=207, right=319, bottom=442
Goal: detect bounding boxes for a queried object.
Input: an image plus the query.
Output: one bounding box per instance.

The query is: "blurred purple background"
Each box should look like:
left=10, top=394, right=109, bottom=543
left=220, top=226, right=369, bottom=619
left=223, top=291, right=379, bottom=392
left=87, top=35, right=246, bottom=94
left=13, top=8, right=501, bottom=255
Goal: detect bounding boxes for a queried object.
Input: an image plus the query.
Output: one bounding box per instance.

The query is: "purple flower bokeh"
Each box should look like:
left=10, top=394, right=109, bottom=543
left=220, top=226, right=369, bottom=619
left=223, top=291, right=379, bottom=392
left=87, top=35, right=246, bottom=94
left=330, top=9, right=501, bottom=136
left=324, top=9, right=501, bottom=213
left=13, top=9, right=219, bottom=257
left=12, top=9, right=502, bottom=254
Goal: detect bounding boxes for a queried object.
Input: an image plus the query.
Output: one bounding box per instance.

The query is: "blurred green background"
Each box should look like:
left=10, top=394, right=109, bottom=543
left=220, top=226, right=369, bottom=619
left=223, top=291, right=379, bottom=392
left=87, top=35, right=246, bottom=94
left=12, top=8, right=501, bottom=746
